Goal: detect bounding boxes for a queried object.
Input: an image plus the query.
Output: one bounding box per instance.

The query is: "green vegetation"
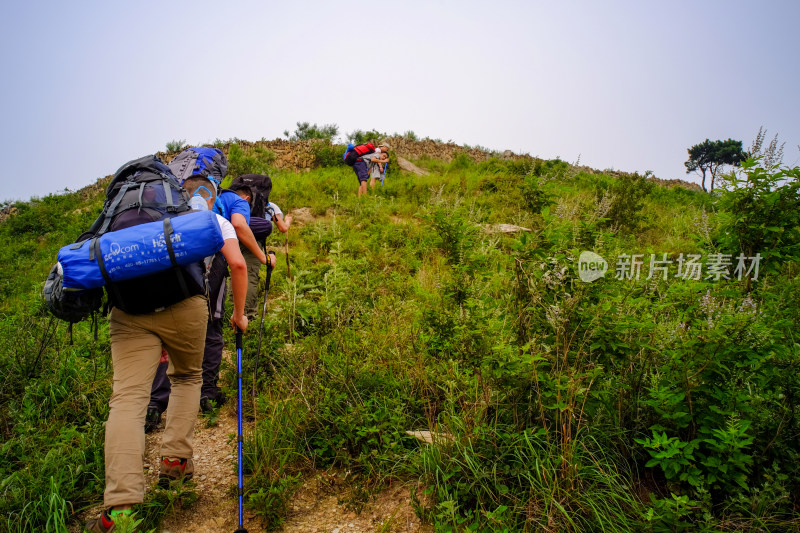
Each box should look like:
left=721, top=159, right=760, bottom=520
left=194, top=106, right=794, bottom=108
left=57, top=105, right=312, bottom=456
left=225, top=143, right=278, bottom=181
left=283, top=121, right=339, bottom=142
left=165, top=139, right=186, bottom=153
left=347, top=128, right=389, bottom=144
left=1, top=144, right=799, bottom=532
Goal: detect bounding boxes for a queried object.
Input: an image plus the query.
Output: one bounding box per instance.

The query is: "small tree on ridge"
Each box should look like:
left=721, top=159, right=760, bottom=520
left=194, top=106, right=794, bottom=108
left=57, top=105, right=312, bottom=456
left=685, top=138, right=747, bottom=192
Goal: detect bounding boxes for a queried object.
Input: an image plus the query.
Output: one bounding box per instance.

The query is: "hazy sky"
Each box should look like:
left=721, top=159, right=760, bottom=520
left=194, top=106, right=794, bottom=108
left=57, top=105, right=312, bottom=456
left=2, top=0, right=799, bottom=202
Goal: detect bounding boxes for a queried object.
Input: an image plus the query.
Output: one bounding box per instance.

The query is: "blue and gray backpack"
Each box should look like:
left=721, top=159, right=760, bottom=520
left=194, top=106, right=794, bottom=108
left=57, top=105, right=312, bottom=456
left=168, top=146, right=228, bottom=185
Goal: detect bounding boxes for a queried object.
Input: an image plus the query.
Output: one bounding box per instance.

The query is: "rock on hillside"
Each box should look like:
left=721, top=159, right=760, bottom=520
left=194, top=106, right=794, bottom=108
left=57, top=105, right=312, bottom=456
left=395, top=156, right=429, bottom=176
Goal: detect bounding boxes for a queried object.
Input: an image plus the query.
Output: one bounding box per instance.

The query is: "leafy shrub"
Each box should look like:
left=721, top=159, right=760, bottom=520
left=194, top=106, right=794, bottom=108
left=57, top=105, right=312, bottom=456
left=310, top=140, right=346, bottom=167
left=165, top=139, right=185, bottom=152
left=532, top=157, right=569, bottom=179
left=283, top=121, right=338, bottom=141
left=715, top=159, right=800, bottom=271
left=520, top=175, right=553, bottom=213
left=448, top=152, right=474, bottom=171
left=347, top=128, right=388, bottom=145
left=596, top=171, right=654, bottom=232
left=226, top=143, right=277, bottom=178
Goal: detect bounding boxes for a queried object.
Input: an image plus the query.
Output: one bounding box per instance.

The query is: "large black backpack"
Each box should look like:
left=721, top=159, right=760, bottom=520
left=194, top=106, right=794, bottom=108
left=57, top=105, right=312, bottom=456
left=230, top=174, right=272, bottom=218
left=44, top=155, right=207, bottom=322
left=84, top=155, right=192, bottom=237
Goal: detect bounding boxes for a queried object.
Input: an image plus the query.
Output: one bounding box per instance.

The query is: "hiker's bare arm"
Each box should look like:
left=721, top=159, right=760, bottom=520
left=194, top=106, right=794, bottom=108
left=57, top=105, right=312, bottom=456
left=220, top=238, right=248, bottom=332
left=230, top=213, right=268, bottom=264
left=274, top=213, right=292, bottom=233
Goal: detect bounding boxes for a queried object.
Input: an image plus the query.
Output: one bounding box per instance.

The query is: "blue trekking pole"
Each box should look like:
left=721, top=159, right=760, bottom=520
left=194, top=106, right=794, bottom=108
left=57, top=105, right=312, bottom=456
left=235, top=328, right=248, bottom=533
left=380, top=161, right=388, bottom=187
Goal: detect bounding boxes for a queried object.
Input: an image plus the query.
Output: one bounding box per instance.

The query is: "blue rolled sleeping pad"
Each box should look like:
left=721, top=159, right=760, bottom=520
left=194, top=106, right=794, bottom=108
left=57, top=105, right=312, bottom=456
left=58, top=210, right=224, bottom=290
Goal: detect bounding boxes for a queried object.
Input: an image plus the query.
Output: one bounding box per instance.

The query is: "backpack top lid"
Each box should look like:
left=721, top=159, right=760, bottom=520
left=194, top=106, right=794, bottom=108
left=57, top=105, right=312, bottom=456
left=82, top=155, right=190, bottom=239
left=106, top=155, right=176, bottom=197
left=231, top=174, right=272, bottom=200
left=230, top=174, right=272, bottom=218
left=168, top=146, right=228, bottom=186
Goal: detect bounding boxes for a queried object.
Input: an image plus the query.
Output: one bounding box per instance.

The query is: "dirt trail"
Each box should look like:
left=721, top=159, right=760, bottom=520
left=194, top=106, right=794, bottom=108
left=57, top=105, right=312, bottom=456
left=75, top=344, right=431, bottom=532
left=145, top=404, right=431, bottom=532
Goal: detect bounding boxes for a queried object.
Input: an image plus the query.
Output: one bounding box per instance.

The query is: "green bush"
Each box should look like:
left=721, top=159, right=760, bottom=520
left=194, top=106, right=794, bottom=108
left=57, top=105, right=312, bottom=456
left=596, top=171, right=654, bottom=232
left=165, top=139, right=185, bottom=152
left=310, top=140, right=346, bottom=167
left=283, top=121, right=338, bottom=141
left=347, top=128, right=388, bottom=144
left=716, top=158, right=800, bottom=271
left=225, top=143, right=277, bottom=179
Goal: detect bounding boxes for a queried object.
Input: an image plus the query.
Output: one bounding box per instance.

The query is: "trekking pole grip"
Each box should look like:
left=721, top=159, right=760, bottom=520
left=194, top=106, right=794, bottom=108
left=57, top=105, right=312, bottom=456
left=267, top=250, right=276, bottom=273
left=235, top=328, right=243, bottom=350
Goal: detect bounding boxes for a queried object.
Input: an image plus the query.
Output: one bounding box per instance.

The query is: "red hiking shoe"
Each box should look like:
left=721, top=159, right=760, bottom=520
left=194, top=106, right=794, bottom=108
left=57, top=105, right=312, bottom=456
left=158, top=457, right=194, bottom=487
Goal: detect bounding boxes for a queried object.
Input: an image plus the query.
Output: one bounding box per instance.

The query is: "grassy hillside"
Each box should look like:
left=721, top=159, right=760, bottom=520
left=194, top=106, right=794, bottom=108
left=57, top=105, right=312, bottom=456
left=1, top=141, right=799, bottom=532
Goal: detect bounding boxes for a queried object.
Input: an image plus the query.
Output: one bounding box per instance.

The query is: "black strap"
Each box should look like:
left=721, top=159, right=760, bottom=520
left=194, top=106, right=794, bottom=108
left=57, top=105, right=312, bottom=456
left=163, top=218, right=191, bottom=299
left=163, top=218, right=177, bottom=265
left=98, top=181, right=136, bottom=235
left=70, top=239, right=91, bottom=251
left=93, top=236, right=125, bottom=307
left=92, top=238, right=112, bottom=284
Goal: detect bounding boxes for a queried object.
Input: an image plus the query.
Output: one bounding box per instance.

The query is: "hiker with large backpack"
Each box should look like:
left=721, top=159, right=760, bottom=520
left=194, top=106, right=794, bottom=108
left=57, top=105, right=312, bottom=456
left=343, top=142, right=390, bottom=197
left=143, top=148, right=273, bottom=429
left=64, top=156, right=249, bottom=532
left=229, top=174, right=292, bottom=320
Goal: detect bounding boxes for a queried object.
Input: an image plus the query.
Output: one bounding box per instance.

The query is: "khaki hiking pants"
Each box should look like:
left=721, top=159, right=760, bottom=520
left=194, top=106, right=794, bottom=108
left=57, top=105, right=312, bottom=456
left=104, top=295, right=208, bottom=506
left=240, top=243, right=262, bottom=320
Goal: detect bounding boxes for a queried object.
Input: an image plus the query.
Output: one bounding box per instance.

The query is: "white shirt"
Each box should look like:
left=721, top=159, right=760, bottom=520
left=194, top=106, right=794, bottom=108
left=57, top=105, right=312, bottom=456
left=215, top=213, right=237, bottom=241
left=266, top=202, right=283, bottom=219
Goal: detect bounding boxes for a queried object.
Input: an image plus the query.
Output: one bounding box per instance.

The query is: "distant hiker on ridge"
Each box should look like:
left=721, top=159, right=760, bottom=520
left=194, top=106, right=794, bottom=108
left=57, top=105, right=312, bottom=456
left=343, top=141, right=390, bottom=197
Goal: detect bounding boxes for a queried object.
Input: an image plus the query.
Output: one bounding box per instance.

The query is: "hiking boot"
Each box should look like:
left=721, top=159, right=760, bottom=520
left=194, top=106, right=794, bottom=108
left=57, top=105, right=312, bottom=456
left=144, top=407, right=161, bottom=434
left=200, top=393, right=226, bottom=413
left=85, top=510, right=115, bottom=532
left=215, top=392, right=227, bottom=407
left=158, top=457, right=194, bottom=487
left=84, top=510, right=115, bottom=532
left=199, top=396, right=213, bottom=413
left=85, top=508, right=133, bottom=532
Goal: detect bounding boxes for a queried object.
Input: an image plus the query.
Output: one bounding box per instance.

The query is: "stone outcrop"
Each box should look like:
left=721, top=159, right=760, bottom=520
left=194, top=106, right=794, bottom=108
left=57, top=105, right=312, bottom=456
left=395, top=156, right=429, bottom=176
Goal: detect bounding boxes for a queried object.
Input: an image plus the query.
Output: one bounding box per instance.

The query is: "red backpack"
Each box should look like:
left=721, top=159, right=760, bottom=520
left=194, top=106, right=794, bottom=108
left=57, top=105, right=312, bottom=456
left=343, top=143, right=375, bottom=166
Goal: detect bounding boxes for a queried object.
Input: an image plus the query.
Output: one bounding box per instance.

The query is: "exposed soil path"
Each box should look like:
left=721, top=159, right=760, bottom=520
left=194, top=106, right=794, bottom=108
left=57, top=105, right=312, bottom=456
left=77, top=346, right=432, bottom=532
left=147, top=405, right=431, bottom=532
